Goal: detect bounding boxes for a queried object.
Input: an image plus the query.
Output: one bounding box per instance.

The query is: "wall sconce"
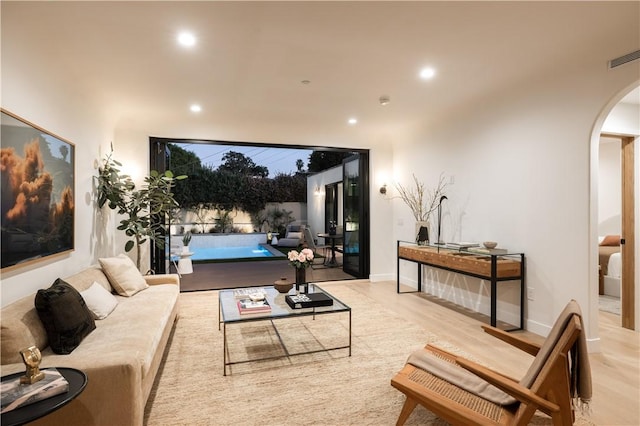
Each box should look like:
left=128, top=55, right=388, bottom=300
left=379, top=184, right=387, bottom=195
left=314, top=186, right=321, bottom=196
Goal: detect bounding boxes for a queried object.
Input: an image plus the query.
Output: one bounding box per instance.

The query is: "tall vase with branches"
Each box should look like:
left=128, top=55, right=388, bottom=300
left=95, top=148, right=187, bottom=270
left=394, top=172, right=448, bottom=244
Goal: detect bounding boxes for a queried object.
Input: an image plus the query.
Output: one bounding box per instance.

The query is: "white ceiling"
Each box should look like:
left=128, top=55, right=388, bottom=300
left=2, top=1, right=639, bottom=147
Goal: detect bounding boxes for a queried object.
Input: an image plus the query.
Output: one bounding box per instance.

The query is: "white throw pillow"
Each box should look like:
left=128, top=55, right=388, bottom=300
left=285, top=232, right=303, bottom=240
left=80, top=281, right=118, bottom=319
left=99, top=254, right=148, bottom=297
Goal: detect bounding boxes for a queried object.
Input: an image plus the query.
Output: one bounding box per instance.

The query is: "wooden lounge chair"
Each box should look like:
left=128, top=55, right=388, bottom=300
left=391, top=300, right=591, bottom=425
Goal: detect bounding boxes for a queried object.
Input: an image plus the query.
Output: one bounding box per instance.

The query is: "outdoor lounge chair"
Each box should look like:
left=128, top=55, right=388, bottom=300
left=302, top=227, right=329, bottom=268
left=277, top=224, right=305, bottom=247
left=391, top=300, right=591, bottom=425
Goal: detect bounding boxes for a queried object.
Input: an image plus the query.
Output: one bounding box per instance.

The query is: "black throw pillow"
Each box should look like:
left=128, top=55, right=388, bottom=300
left=34, top=278, right=96, bottom=354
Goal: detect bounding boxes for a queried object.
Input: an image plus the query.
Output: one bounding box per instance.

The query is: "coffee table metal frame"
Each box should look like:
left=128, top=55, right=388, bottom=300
left=218, top=284, right=351, bottom=376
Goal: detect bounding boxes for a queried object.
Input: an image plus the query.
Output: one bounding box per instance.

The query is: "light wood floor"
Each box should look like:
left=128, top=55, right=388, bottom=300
left=320, top=280, right=640, bottom=426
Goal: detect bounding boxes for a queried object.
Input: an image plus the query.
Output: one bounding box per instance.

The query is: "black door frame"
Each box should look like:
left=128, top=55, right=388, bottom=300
left=149, top=137, right=370, bottom=278
left=342, top=153, right=370, bottom=278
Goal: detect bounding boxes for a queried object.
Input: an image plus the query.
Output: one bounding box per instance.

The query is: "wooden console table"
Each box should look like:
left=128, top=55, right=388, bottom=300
left=397, top=241, right=525, bottom=330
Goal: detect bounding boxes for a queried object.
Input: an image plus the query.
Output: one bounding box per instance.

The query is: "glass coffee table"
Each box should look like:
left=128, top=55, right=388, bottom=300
left=218, top=284, right=351, bottom=375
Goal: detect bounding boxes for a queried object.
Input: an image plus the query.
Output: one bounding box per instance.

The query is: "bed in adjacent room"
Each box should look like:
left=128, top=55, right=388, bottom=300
left=599, top=235, right=621, bottom=297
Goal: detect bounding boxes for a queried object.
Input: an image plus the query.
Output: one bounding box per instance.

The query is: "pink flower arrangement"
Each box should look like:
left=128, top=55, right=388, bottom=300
left=287, top=248, right=314, bottom=269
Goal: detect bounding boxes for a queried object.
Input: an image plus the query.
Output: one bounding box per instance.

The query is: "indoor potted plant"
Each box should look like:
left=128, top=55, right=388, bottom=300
left=182, top=231, right=192, bottom=253
left=95, top=147, right=187, bottom=270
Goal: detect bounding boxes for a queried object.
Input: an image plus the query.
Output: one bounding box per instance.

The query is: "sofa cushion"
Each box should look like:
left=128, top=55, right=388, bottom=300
left=35, top=278, right=96, bottom=354
left=99, top=254, right=148, bottom=297
left=1, top=318, right=37, bottom=364
left=81, top=281, right=118, bottom=320
left=285, top=231, right=303, bottom=240
left=63, top=265, right=113, bottom=293
left=0, top=296, right=49, bottom=366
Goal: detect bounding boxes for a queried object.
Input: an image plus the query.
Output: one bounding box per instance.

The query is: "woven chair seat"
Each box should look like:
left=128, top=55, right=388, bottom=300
left=406, top=367, right=506, bottom=423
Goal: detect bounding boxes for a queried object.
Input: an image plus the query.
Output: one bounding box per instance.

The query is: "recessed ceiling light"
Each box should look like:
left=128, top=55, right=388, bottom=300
left=190, top=104, right=202, bottom=113
left=178, top=32, right=196, bottom=48
left=348, top=118, right=358, bottom=125
left=419, top=67, right=436, bottom=80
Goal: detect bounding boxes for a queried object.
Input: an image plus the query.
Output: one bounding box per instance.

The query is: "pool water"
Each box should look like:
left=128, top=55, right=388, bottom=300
left=191, top=245, right=277, bottom=261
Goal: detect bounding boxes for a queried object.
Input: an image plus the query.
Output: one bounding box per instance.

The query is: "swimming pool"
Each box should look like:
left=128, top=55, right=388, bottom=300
left=191, top=244, right=283, bottom=261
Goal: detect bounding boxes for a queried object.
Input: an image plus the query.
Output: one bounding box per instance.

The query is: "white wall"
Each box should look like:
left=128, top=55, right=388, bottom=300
left=1, top=38, right=116, bottom=306
left=393, top=60, right=639, bottom=346
left=307, top=166, right=342, bottom=236
left=598, top=138, right=622, bottom=236
left=602, top=102, right=640, bottom=136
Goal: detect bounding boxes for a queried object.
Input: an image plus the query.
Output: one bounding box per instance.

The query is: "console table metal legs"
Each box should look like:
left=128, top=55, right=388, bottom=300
left=397, top=241, right=525, bottom=331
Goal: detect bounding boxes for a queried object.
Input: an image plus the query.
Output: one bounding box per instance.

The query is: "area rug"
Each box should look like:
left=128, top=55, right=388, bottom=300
left=144, top=286, right=595, bottom=425
left=598, top=295, right=621, bottom=315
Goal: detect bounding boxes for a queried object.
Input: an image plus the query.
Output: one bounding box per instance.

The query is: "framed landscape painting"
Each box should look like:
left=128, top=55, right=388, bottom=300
left=1, top=109, right=75, bottom=270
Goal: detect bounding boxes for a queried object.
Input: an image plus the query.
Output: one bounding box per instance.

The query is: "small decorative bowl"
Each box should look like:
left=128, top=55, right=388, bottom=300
left=273, top=278, right=293, bottom=293
left=483, top=241, right=498, bottom=249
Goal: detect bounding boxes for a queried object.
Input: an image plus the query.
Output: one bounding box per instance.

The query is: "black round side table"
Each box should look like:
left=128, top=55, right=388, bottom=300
left=1, top=367, right=87, bottom=426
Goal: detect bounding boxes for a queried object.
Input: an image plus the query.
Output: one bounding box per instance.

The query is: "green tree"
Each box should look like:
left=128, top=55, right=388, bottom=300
left=169, top=144, right=207, bottom=208
left=307, top=151, right=351, bottom=173
left=240, top=176, right=271, bottom=215
left=272, top=173, right=306, bottom=202
left=218, top=151, right=268, bottom=178
left=169, top=144, right=203, bottom=175
left=210, top=170, right=244, bottom=211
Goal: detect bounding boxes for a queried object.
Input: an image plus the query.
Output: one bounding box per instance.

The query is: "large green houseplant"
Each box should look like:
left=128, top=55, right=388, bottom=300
left=95, top=149, right=186, bottom=270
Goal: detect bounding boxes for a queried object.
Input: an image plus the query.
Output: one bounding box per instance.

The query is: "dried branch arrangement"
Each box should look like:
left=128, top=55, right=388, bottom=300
left=394, top=172, right=448, bottom=222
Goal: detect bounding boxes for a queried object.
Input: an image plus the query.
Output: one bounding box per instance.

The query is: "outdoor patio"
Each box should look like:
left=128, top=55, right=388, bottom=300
left=177, top=252, right=354, bottom=292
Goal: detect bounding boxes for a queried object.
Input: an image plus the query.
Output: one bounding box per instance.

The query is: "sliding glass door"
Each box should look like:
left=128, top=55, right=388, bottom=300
left=149, top=139, right=170, bottom=274
left=342, top=154, right=369, bottom=278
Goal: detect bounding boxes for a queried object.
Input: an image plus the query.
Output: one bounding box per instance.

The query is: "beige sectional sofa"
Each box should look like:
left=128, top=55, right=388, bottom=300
left=0, top=262, right=180, bottom=426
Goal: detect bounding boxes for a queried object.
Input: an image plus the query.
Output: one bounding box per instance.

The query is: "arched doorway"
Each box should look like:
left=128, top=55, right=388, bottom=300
left=591, top=84, right=639, bottom=332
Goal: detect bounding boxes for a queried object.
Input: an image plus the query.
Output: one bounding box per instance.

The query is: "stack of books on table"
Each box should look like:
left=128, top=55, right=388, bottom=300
left=233, top=288, right=267, bottom=299
left=445, top=242, right=480, bottom=249
left=1, top=368, right=69, bottom=413
left=467, top=247, right=509, bottom=255
left=285, top=293, right=334, bottom=309
left=236, top=298, right=271, bottom=314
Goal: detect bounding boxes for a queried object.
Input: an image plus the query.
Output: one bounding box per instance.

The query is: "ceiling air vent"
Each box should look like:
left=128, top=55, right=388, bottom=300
left=609, top=50, right=640, bottom=69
